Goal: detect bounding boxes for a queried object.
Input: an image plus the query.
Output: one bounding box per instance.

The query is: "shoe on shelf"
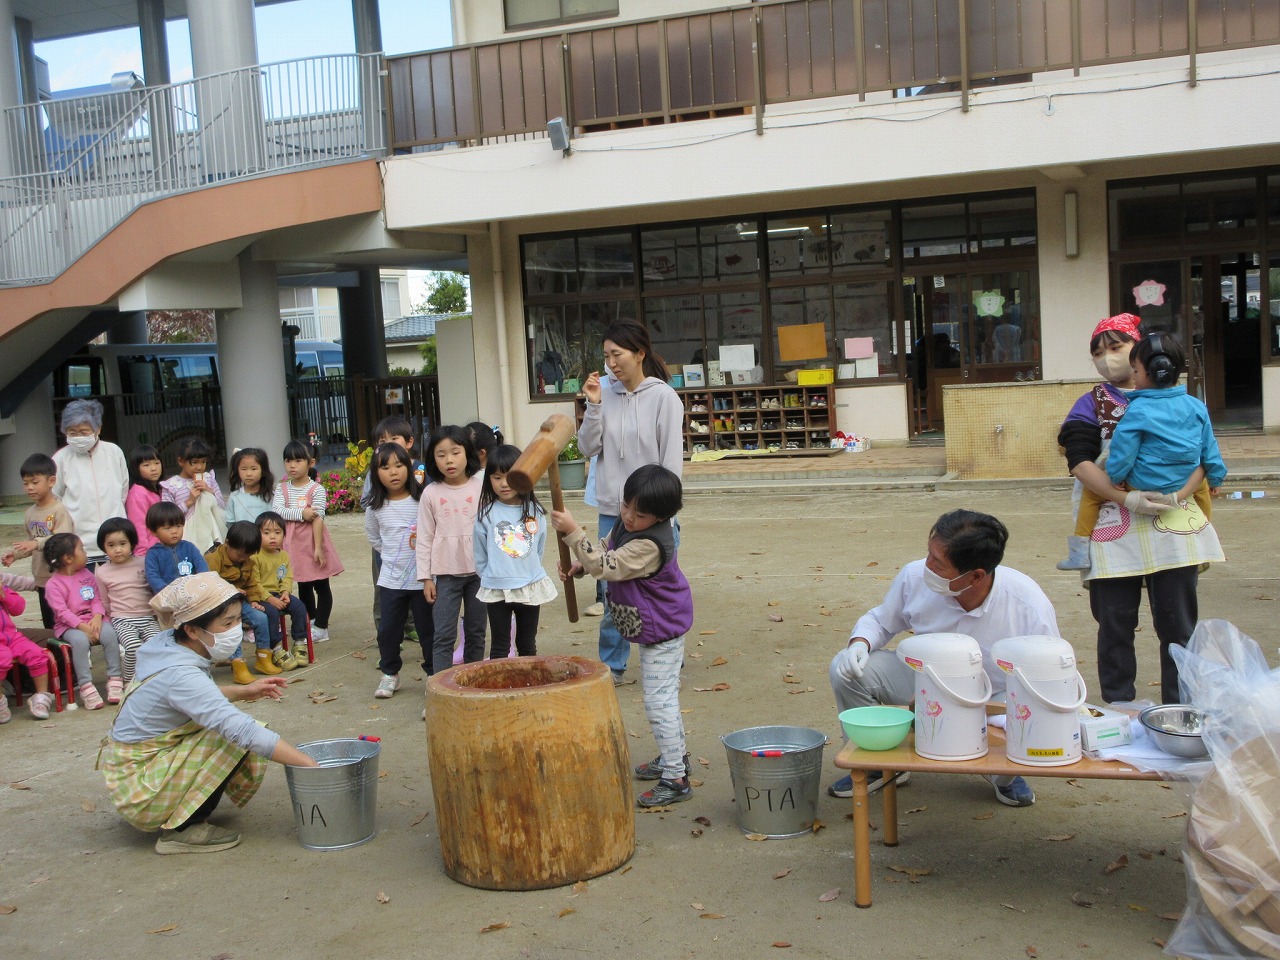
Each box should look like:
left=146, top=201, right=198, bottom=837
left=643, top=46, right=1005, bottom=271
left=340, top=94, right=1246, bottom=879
left=106, top=676, right=124, bottom=703
left=989, top=775, right=1035, bottom=807
left=28, top=692, right=54, bottom=720
left=827, top=771, right=911, bottom=798
left=311, top=626, right=329, bottom=642
left=78, top=682, right=105, bottom=710
left=583, top=601, right=605, bottom=617
left=154, top=822, right=241, bottom=855
left=0, top=696, right=10, bottom=723
left=637, top=777, right=693, bottom=807
left=634, top=753, right=691, bottom=781
left=272, top=647, right=300, bottom=671
left=375, top=674, right=401, bottom=699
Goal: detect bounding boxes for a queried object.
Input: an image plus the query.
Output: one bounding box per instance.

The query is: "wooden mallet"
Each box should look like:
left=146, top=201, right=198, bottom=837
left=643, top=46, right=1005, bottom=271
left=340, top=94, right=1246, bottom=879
left=507, top=414, right=580, bottom=623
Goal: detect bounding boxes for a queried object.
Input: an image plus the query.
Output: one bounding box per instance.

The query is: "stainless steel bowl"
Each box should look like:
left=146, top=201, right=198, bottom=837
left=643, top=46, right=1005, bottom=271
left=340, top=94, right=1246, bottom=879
left=1139, top=704, right=1209, bottom=759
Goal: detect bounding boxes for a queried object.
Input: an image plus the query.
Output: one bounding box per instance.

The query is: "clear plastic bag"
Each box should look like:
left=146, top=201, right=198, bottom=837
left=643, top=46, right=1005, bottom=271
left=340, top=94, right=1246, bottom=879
left=1165, top=620, right=1280, bottom=960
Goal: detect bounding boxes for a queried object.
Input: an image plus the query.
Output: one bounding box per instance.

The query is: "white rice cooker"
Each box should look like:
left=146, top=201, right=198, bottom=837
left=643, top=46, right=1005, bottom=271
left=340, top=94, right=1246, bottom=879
left=991, top=636, right=1087, bottom=767
left=896, top=633, right=992, bottom=761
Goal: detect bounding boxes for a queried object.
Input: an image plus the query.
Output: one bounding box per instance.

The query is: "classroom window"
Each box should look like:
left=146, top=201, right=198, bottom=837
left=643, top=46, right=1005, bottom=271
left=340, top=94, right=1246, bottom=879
left=505, top=0, right=618, bottom=30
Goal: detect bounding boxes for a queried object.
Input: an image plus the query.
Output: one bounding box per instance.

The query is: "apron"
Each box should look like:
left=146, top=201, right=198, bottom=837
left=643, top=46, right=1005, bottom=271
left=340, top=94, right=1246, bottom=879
left=96, top=671, right=267, bottom=832
left=278, top=480, right=345, bottom=583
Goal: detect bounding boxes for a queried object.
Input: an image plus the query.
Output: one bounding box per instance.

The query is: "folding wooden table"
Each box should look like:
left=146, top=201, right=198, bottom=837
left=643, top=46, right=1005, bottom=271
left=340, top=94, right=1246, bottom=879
left=833, top=729, right=1163, bottom=907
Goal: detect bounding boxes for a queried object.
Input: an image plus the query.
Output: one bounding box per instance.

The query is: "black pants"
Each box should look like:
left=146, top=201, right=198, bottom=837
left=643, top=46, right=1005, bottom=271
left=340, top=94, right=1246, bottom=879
left=486, top=602, right=540, bottom=659
left=36, top=587, right=55, bottom=629
left=298, top=578, right=333, bottom=628
left=1089, top=565, right=1198, bottom=705
left=377, top=587, right=434, bottom=676
left=176, top=755, right=246, bottom=830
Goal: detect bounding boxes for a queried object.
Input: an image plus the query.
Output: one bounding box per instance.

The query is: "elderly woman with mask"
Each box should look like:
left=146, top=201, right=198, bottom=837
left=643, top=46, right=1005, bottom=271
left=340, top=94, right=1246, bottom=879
left=52, top=399, right=129, bottom=567
left=98, top=573, right=317, bottom=855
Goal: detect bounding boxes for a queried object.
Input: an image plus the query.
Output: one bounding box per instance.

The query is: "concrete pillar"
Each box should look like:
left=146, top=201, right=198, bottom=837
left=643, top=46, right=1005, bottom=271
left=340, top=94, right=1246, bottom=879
left=187, top=0, right=263, bottom=179
left=352, top=0, right=385, bottom=152
left=0, top=0, right=21, bottom=178
left=137, top=0, right=172, bottom=87
left=0, top=377, right=56, bottom=500
left=217, top=253, right=290, bottom=461
left=352, top=0, right=383, bottom=53
left=338, top=268, right=388, bottom=379
left=106, top=312, right=151, bottom=344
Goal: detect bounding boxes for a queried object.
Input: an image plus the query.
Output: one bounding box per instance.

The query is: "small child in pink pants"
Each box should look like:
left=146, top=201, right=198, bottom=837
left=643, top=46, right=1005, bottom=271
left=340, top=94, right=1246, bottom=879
left=0, top=574, right=54, bottom=721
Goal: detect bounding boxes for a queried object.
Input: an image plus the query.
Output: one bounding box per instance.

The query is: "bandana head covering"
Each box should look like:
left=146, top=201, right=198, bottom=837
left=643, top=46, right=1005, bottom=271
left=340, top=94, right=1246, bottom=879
left=150, top=572, right=238, bottom=629
left=1091, top=313, right=1142, bottom=342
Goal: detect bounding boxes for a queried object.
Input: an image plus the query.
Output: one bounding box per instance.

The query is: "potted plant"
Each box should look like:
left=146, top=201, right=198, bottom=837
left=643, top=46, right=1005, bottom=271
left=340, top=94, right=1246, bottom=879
left=556, top=434, right=587, bottom=490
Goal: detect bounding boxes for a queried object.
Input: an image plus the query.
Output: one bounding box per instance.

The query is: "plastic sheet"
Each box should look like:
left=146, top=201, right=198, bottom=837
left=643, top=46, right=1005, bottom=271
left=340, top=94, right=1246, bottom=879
left=1165, top=620, right=1280, bottom=960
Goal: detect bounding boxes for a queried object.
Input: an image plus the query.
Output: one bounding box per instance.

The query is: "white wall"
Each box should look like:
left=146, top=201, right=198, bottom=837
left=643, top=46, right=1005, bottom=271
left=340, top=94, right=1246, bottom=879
left=436, top=316, right=479, bottom=425
left=1264, top=367, right=1280, bottom=432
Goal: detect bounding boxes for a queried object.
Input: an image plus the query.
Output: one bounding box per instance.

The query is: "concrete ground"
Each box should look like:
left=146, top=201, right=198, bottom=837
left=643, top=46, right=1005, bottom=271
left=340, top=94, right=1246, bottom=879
left=2, top=482, right=1277, bottom=960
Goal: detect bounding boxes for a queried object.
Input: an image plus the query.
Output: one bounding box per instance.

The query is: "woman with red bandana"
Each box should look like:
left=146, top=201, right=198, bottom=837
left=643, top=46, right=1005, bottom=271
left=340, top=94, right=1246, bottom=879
left=1057, top=314, right=1224, bottom=705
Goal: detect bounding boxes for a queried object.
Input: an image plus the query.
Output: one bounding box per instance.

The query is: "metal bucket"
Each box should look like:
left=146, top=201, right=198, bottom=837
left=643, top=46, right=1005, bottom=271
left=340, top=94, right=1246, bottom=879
left=721, top=726, right=826, bottom=839
left=285, top=739, right=381, bottom=851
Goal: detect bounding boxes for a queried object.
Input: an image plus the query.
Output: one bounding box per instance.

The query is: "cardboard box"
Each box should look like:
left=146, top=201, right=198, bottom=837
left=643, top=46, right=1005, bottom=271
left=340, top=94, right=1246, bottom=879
left=1079, top=704, right=1133, bottom=754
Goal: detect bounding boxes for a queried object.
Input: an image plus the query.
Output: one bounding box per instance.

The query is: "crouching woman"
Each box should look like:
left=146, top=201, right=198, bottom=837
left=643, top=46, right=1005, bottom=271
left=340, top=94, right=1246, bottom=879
left=98, top=572, right=317, bottom=855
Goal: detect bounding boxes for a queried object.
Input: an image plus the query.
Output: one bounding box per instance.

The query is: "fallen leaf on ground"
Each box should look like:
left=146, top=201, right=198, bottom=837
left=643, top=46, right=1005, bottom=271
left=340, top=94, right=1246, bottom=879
left=1065, top=778, right=1084, bottom=788
left=906, top=806, right=927, bottom=815
left=572, top=881, right=588, bottom=893
left=620, top=865, right=632, bottom=874
left=973, top=812, right=994, bottom=821
left=866, top=561, right=878, bottom=567
left=688, top=653, right=704, bottom=660
left=783, top=673, right=801, bottom=684
left=819, top=609, right=832, bottom=617
left=410, top=812, right=430, bottom=827
left=693, top=816, right=711, bottom=826
left=397, top=799, right=411, bottom=807
left=1026, top=947, right=1038, bottom=958
left=558, top=908, right=575, bottom=918
left=9, top=782, right=30, bottom=790
left=690, top=828, right=703, bottom=837
left=773, top=868, right=792, bottom=880
left=378, top=771, right=389, bottom=779
left=1039, top=834, right=1076, bottom=842
left=350, top=650, right=367, bottom=660
left=146, top=924, right=178, bottom=934
left=698, top=630, right=718, bottom=635
left=768, top=615, right=784, bottom=622
left=802, top=623, right=820, bottom=627
left=711, top=656, right=728, bottom=666
left=811, top=819, right=825, bottom=833
left=689, top=778, right=704, bottom=787
left=697, top=757, right=711, bottom=767
left=772, top=942, right=792, bottom=948
left=309, top=693, right=338, bottom=704
left=711, top=682, right=731, bottom=691
left=1151, top=938, right=1167, bottom=949
left=745, top=833, right=768, bottom=841
left=1104, top=854, right=1129, bottom=875
left=767, top=601, right=780, bottom=607
left=690, top=902, right=704, bottom=911
left=1129, top=903, right=1148, bottom=912
left=1001, top=903, right=1024, bottom=912
left=80, top=799, right=96, bottom=813
left=0, top=904, right=15, bottom=915
left=889, top=866, right=931, bottom=882
left=376, top=891, right=391, bottom=904
left=818, top=889, right=840, bottom=903
left=638, top=804, right=673, bottom=813
left=699, top=913, right=726, bottom=920
left=28, top=877, right=48, bottom=885
left=1162, top=811, right=1186, bottom=818
left=1158, top=912, right=1181, bottom=921
left=479, top=922, right=510, bottom=933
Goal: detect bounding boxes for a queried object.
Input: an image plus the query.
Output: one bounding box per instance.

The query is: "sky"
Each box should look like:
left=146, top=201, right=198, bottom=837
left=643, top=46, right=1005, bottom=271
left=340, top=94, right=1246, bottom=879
left=34, top=0, right=453, bottom=94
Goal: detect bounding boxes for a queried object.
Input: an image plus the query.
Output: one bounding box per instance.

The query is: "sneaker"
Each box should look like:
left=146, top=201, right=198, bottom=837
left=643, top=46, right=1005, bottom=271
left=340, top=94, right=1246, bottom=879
left=374, top=674, right=400, bottom=699
left=634, top=754, right=691, bottom=781
left=310, top=626, right=329, bottom=642
left=79, top=683, right=104, bottom=710
left=583, top=602, right=605, bottom=617
left=272, top=647, right=299, bottom=671
left=990, top=775, right=1035, bottom=807
left=28, top=692, right=54, bottom=720
left=638, top=777, right=693, bottom=808
left=0, top=696, right=10, bottom=723
left=827, top=771, right=911, bottom=798
left=106, top=677, right=124, bottom=704
left=611, top=672, right=637, bottom=687
left=154, top=822, right=241, bottom=855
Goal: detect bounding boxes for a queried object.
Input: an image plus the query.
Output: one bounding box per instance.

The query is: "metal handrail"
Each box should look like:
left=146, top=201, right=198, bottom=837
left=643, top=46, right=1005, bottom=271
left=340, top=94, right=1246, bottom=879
left=385, top=0, right=1280, bottom=150
left=0, top=53, right=386, bottom=287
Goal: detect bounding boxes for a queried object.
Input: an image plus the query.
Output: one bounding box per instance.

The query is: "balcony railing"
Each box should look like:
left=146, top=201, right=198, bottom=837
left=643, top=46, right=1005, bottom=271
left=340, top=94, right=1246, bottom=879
left=386, top=0, right=1280, bottom=150
left=0, top=53, right=385, bottom=286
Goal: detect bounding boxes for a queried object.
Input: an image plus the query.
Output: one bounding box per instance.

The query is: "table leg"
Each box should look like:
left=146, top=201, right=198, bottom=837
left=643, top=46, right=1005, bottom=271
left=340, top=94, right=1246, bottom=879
left=882, top=771, right=899, bottom=847
left=852, top=771, right=873, bottom=908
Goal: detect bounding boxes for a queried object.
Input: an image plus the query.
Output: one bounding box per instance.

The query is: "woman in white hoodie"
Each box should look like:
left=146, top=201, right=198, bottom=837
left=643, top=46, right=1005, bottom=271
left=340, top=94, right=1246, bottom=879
left=577, top=320, right=685, bottom=684
left=52, top=399, right=129, bottom=567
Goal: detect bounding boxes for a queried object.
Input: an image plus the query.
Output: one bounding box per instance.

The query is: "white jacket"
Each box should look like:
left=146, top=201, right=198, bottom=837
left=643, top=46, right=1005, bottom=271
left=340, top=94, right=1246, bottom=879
left=52, top=440, right=129, bottom=559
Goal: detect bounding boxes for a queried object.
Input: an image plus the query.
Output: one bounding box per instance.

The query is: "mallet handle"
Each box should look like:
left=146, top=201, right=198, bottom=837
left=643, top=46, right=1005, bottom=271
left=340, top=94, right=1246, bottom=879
left=548, top=460, right=579, bottom=623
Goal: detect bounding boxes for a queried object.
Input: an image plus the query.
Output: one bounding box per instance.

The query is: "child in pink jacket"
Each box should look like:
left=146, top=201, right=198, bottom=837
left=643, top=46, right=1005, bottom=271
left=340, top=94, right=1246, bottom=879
left=0, top=573, right=54, bottom=721
left=42, top=533, right=121, bottom=710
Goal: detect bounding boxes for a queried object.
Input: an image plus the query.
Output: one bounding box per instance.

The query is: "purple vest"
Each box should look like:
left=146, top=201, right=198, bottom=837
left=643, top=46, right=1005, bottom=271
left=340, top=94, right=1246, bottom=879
left=606, top=522, right=693, bottom=645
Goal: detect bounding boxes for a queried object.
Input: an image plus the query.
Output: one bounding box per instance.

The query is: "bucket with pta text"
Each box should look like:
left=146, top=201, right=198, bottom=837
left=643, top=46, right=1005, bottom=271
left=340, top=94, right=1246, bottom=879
left=721, top=726, right=825, bottom=838
left=896, top=633, right=992, bottom=761
left=286, top=738, right=380, bottom=850
left=992, top=636, right=1087, bottom=767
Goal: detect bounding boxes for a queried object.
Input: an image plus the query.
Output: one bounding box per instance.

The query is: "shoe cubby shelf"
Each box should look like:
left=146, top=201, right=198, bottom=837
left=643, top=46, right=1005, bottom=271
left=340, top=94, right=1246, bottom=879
left=575, top=385, right=835, bottom=458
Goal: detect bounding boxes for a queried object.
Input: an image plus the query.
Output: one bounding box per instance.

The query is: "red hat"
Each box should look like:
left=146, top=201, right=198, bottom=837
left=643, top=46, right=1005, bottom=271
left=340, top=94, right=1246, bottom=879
left=1091, top=313, right=1142, bottom=342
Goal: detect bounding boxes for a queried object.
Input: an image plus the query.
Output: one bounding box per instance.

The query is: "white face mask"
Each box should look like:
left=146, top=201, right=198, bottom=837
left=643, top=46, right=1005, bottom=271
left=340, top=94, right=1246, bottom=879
left=1092, top=352, right=1132, bottom=384
left=921, top=563, right=970, bottom=597
left=202, top=624, right=243, bottom=661
left=66, top=434, right=98, bottom=453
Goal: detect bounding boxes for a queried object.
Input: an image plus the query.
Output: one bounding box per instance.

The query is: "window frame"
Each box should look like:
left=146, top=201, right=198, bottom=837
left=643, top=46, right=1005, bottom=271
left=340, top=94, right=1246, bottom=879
left=504, top=0, right=620, bottom=32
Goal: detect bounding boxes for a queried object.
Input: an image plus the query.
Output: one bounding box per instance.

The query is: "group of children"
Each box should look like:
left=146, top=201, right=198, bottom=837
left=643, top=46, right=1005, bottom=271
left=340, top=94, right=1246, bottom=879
left=0, top=437, right=341, bottom=717
left=2, top=414, right=698, bottom=808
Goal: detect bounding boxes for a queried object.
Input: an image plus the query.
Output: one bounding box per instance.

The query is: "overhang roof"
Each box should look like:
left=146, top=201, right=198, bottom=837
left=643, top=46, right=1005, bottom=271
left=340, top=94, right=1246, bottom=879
left=18, top=1, right=295, bottom=43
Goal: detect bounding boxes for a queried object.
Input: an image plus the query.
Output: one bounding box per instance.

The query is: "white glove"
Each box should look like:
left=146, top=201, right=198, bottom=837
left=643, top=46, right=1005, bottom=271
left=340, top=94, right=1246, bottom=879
left=1124, top=490, right=1175, bottom=516
left=835, top=641, right=870, bottom=681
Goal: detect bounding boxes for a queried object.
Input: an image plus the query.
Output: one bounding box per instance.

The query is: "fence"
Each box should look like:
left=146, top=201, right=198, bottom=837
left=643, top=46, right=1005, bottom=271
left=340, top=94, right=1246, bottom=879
left=351, top=375, right=442, bottom=453
left=386, top=0, right=1280, bottom=149
left=0, top=53, right=385, bottom=286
